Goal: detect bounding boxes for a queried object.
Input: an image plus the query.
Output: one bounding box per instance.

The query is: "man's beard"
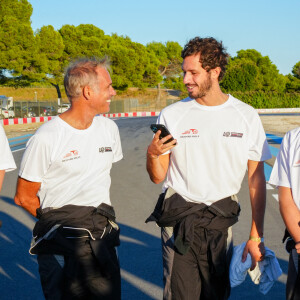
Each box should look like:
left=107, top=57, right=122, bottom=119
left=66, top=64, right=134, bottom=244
left=187, top=75, right=212, bottom=99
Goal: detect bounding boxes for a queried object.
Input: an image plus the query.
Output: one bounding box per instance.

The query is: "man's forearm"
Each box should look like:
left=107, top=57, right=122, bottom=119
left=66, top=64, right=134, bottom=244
left=248, top=161, right=266, bottom=238
left=146, top=154, right=168, bottom=184
left=242, top=161, right=266, bottom=268
left=0, top=170, right=5, bottom=192
left=249, top=184, right=266, bottom=238
left=15, top=194, right=40, bottom=217
left=14, top=177, right=41, bottom=218
left=279, top=186, right=300, bottom=244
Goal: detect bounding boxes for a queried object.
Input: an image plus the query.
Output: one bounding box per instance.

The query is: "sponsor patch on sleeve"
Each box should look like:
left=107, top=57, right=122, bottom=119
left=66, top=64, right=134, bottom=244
left=99, top=147, right=112, bottom=153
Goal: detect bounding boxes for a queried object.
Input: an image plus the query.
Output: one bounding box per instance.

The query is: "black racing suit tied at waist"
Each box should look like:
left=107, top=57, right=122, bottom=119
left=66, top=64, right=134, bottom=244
left=30, top=203, right=120, bottom=276
left=146, top=188, right=240, bottom=274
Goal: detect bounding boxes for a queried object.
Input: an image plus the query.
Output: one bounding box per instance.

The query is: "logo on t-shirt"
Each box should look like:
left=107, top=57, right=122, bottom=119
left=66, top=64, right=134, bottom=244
left=180, top=129, right=199, bottom=138
left=62, top=150, right=81, bottom=162
left=99, top=147, right=112, bottom=153
left=294, top=159, right=300, bottom=167
left=182, top=129, right=198, bottom=135
left=223, top=132, right=243, bottom=138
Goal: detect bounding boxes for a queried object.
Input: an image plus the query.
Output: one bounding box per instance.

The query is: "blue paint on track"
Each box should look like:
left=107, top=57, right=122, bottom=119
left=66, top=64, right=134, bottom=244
left=266, top=132, right=282, bottom=158
left=266, top=133, right=283, bottom=144
left=8, top=134, right=33, bottom=141
left=259, top=113, right=300, bottom=116
left=264, top=163, right=272, bottom=181
left=9, top=139, right=30, bottom=146
left=264, top=132, right=283, bottom=179
left=269, top=146, right=279, bottom=157
left=8, top=134, right=32, bottom=151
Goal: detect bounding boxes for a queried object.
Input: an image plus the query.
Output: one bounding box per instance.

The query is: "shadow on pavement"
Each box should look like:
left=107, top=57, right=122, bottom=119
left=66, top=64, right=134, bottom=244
left=0, top=197, right=163, bottom=300
left=118, top=223, right=163, bottom=299
left=0, top=196, right=43, bottom=299
left=0, top=196, right=288, bottom=300
left=229, top=256, right=288, bottom=299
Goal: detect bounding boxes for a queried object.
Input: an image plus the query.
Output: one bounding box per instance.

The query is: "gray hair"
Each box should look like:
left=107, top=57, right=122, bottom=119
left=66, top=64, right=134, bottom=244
left=64, top=56, right=111, bottom=99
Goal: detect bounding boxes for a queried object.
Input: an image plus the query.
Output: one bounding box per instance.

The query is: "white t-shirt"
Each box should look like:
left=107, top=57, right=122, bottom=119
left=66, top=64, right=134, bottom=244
left=0, top=125, right=16, bottom=172
left=19, top=116, right=123, bottom=209
left=269, top=127, right=300, bottom=209
left=158, top=95, right=271, bottom=205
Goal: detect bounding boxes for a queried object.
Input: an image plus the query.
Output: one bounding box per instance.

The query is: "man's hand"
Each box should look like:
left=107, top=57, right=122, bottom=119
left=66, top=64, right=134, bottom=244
left=242, top=240, right=266, bottom=270
left=146, top=130, right=177, bottom=184
left=147, top=130, right=177, bottom=158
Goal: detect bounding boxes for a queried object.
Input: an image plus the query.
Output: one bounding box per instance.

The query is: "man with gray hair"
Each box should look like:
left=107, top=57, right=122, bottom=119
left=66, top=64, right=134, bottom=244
left=15, top=57, right=123, bottom=299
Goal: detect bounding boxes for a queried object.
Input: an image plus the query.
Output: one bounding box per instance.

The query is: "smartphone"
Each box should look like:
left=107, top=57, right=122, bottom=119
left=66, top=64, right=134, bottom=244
left=150, top=124, right=175, bottom=144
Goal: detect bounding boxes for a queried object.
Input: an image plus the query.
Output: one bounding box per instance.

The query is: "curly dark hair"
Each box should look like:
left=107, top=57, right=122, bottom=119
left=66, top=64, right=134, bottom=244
left=181, top=37, right=229, bottom=81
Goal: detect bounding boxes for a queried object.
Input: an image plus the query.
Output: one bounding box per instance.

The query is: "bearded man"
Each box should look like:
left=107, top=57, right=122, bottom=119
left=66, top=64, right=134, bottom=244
left=146, top=37, right=271, bottom=300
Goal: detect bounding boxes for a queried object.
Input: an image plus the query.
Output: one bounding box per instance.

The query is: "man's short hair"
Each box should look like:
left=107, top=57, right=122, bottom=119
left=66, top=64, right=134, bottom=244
left=64, top=56, right=111, bottom=99
left=181, top=37, right=229, bottom=81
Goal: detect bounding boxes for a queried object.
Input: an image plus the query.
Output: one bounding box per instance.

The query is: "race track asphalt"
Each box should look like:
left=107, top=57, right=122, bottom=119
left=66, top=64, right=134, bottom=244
left=0, top=116, right=297, bottom=299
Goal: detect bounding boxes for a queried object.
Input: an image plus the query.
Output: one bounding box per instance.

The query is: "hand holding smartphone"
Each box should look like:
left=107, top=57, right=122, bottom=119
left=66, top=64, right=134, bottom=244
left=150, top=124, right=176, bottom=145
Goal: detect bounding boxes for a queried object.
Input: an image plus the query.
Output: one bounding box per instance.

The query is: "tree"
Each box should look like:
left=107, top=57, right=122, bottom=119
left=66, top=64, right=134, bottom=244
left=52, top=24, right=113, bottom=98
left=292, top=61, right=300, bottom=79
left=162, top=76, right=186, bottom=91
left=60, top=24, right=109, bottom=60
left=285, top=74, right=300, bottom=92
left=146, top=41, right=182, bottom=103
left=147, top=41, right=182, bottom=77
left=107, top=34, right=160, bottom=90
left=221, top=58, right=259, bottom=91
left=35, top=25, right=65, bottom=99
left=0, top=0, right=32, bottom=23
left=0, top=0, right=36, bottom=84
left=221, top=49, right=287, bottom=92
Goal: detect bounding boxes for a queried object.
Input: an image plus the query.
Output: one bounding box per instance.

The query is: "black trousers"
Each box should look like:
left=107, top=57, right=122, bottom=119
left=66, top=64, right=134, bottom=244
left=162, top=226, right=232, bottom=300
left=37, top=244, right=121, bottom=300
left=286, top=249, right=300, bottom=300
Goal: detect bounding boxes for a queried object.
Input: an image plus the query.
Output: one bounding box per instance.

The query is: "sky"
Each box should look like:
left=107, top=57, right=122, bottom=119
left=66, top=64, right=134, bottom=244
left=29, top=0, right=299, bottom=75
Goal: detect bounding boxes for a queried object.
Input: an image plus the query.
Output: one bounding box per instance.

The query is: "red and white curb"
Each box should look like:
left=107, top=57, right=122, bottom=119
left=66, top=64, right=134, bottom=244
left=1, top=116, right=54, bottom=126
left=102, top=111, right=159, bottom=118
left=1, top=108, right=299, bottom=126
left=1, top=112, right=160, bottom=126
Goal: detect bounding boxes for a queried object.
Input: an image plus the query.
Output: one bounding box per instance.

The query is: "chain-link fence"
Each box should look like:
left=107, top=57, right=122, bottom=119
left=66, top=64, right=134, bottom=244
left=0, top=98, right=179, bottom=119
left=0, top=100, right=59, bottom=119
left=109, top=98, right=178, bottom=113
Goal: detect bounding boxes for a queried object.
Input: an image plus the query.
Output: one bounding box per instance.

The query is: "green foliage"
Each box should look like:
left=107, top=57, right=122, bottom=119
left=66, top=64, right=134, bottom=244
left=221, top=49, right=287, bottom=92
left=221, top=58, right=259, bottom=91
left=108, top=36, right=143, bottom=89
left=162, top=76, right=185, bottom=91
left=0, top=1, right=298, bottom=106
left=0, top=0, right=32, bottom=23
left=0, top=0, right=35, bottom=77
left=35, top=25, right=64, bottom=76
left=230, top=91, right=300, bottom=108
left=146, top=41, right=182, bottom=76
left=292, top=61, right=300, bottom=79
left=59, top=24, right=108, bottom=59
left=285, top=74, right=300, bottom=92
